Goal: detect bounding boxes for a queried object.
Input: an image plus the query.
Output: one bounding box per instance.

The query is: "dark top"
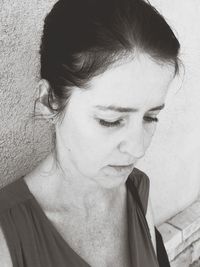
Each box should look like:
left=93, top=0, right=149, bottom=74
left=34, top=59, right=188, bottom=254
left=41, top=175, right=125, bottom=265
left=0, top=168, right=169, bottom=267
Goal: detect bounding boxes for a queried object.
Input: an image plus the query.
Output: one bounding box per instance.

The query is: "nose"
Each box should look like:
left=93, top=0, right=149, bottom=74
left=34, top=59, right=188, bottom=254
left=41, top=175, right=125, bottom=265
left=118, top=125, right=146, bottom=160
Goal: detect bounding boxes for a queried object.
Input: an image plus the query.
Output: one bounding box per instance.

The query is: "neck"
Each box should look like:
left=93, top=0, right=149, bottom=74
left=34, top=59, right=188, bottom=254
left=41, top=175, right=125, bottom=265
left=55, top=174, right=126, bottom=216
left=28, top=152, right=127, bottom=217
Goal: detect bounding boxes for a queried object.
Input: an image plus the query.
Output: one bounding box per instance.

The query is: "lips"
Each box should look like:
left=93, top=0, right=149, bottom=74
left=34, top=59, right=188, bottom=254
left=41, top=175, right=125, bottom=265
left=106, top=164, right=134, bottom=176
left=109, top=164, right=134, bottom=168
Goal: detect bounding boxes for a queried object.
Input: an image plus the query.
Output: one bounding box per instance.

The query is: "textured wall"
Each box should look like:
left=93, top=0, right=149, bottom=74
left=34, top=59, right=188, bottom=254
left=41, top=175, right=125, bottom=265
left=0, top=0, right=200, bottom=224
left=0, top=0, right=57, bottom=186
left=137, top=0, right=200, bottom=224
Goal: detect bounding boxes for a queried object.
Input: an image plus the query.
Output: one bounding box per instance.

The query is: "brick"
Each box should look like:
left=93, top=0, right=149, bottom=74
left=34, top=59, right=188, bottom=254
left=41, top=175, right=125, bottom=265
left=190, top=259, right=200, bottom=267
left=191, top=238, right=200, bottom=263
left=170, top=246, right=193, bottom=267
left=169, top=227, right=200, bottom=261
left=168, top=202, right=200, bottom=240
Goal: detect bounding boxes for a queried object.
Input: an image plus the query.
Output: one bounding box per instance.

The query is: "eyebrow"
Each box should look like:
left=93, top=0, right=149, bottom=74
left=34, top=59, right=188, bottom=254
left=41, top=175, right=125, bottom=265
left=94, top=104, right=165, bottom=113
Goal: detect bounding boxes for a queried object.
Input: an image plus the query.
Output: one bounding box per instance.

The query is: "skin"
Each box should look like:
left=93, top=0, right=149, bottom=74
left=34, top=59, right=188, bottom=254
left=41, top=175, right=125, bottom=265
left=53, top=53, right=174, bottom=197
left=0, top=53, right=175, bottom=266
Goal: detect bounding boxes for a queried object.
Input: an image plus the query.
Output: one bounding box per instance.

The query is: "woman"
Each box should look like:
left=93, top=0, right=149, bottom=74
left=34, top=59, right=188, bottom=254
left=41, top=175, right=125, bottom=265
left=0, top=0, right=180, bottom=266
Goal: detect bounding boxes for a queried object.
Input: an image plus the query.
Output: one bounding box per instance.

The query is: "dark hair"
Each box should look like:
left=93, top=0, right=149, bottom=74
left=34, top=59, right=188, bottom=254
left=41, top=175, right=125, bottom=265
left=39, top=0, right=180, bottom=119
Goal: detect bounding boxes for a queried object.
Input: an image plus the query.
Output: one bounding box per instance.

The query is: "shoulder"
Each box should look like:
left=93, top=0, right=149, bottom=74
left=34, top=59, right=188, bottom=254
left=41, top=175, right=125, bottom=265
left=0, top=226, right=12, bottom=267
left=130, top=168, right=150, bottom=200
left=129, top=169, right=157, bottom=252
left=131, top=168, right=150, bottom=189
left=146, top=197, right=157, bottom=254
left=128, top=169, right=157, bottom=253
left=0, top=177, right=32, bottom=214
left=0, top=181, right=19, bottom=266
left=128, top=168, right=150, bottom=214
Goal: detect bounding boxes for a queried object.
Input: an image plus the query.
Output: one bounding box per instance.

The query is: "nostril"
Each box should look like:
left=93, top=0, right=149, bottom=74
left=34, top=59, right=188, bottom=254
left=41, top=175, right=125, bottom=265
left=135, top=150, right=145, bottom=160
left=118, top=138, right=146, bottom=159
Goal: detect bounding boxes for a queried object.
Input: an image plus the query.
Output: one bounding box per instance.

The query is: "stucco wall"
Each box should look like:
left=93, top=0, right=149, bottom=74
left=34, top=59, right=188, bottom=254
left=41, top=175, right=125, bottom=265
left=0, top=0, right=200, bottom=225
left=137, top=0, right=200, bottom=224
left=0, top=0, right=57, bottom=185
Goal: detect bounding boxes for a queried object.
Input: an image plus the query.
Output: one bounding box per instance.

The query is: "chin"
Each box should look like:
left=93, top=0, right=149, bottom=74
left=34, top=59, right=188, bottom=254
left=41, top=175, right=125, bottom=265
left=96, top=175, right=128, bottom=189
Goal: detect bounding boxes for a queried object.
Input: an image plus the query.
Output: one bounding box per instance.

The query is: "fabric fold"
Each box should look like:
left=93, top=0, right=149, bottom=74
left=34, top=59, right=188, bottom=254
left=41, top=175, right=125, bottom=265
left=0, top=168, right=166, bottom=267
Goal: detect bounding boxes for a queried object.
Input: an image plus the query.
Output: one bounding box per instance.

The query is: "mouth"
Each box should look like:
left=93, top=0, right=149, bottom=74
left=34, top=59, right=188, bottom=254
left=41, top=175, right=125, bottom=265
left=107, top=164, right=134, bottom=175
left=109, top=163, right=134, bottom=168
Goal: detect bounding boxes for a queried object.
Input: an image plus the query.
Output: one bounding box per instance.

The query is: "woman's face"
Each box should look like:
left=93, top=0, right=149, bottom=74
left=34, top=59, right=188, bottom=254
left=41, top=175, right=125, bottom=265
left=55, top=54, right=175, bottom=188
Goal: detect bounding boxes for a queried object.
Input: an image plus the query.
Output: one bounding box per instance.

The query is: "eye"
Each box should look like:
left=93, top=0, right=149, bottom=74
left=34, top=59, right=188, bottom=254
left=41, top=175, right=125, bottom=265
left=98, top=119, right=123, bottom=128
left=143, top=116, right=158, bottom=123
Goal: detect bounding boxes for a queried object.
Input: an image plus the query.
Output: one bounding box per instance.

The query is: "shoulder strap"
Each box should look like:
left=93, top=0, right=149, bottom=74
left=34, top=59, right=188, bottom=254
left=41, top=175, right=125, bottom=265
left=155, top=228, right=171, bottom=267
left=127, top=177, right=171, bottom=267
left=126, top=177, right=146, bottom=215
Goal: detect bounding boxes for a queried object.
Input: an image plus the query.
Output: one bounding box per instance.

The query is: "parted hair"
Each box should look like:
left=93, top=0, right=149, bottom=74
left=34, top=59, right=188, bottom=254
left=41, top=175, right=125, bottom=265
left=39, top=0, right=180, bottom=117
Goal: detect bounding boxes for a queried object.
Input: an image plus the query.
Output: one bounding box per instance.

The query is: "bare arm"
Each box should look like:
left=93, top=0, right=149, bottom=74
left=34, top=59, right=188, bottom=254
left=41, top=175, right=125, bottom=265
left=0, top=226, right=13, bottom=267
left=145, top=197, right=157, bottom=255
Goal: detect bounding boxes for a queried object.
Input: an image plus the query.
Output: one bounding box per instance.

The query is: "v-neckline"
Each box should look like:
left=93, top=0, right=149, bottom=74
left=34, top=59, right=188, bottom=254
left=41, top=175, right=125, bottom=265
left=19, top=173, right=157, bottom=267
left=20, top=176, right=134, bottom=267
left=21, top=176, right=90, bottom=266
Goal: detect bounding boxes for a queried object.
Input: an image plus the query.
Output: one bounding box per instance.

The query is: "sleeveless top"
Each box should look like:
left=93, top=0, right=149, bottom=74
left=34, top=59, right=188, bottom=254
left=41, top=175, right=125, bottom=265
left=0, top=168, right=170, bottom=267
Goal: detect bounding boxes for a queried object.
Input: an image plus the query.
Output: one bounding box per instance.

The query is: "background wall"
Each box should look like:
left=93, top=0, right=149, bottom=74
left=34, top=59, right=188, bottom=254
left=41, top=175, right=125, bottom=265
left=0, top=0, right=57, bottom=185
left=0, top=0, right=200, bottom=225
left=137, top=0, right=200, bottom=224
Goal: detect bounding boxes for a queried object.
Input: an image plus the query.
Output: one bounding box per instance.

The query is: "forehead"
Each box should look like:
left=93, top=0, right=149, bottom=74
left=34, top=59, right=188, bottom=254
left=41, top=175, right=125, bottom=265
left=70, top=54, right=175, bottom=110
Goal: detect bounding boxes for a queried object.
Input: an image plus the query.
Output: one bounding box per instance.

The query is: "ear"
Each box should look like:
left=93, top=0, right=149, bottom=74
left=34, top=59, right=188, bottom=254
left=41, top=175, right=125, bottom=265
left=37, top=79, right=54, bottom=117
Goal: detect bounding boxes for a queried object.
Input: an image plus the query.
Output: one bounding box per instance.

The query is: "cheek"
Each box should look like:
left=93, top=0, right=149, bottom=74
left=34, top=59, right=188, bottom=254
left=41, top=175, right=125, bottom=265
left=144, top=124, right=157, bottom=149
left=64, top=119, right=114, bottom=168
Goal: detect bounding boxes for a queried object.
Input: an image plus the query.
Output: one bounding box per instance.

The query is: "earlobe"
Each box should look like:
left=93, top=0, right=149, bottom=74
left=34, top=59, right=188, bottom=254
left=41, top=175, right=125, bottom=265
left=38, top=79, right=50, bottom=107
left=37, top=79, right=53, bottom=117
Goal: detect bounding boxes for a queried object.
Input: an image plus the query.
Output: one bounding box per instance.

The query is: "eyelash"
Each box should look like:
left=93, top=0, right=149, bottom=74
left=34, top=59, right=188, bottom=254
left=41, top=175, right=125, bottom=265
left=98, top=119, right=123, bottom=127
left=143, top=116, right=158, bottom=123
left=98, top=116, right=158, bottom=128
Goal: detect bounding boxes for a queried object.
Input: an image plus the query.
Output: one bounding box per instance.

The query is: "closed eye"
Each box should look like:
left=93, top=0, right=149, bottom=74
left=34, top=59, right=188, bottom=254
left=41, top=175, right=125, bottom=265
left=143, top=116, right=158, bottom=123
left=97, top=116, right=158, bottom=128
left=98, top=119, right=123, bottom=128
